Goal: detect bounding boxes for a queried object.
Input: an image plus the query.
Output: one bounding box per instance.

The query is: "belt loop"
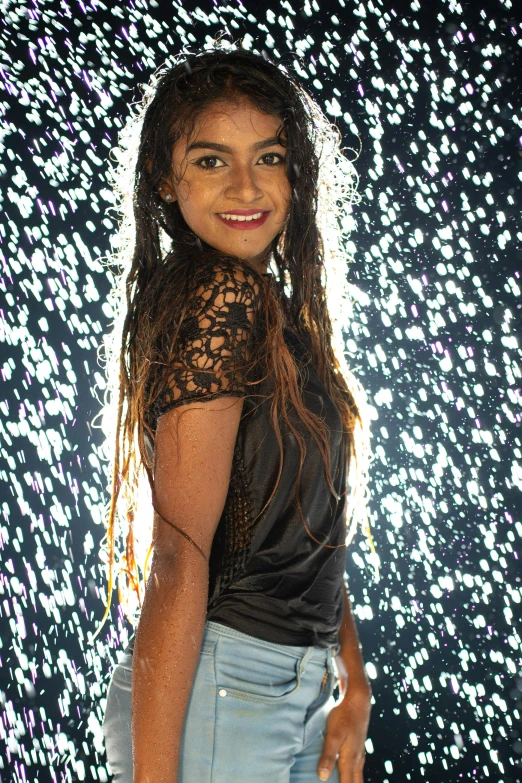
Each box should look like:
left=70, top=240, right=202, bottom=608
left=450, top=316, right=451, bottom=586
left=299, top=646, right=315, bottom=675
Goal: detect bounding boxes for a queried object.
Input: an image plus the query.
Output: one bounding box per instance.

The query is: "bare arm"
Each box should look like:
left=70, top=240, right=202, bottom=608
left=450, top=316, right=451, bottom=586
left=336, top=579, right=370, bottom=694
left=132, top=395, right=245, bottom=783
left=131, top=259, right=263, bottom=781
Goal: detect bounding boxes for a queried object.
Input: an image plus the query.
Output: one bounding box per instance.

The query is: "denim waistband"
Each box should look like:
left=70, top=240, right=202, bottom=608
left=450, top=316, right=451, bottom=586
left=124, top=620, right=341, bottom=665
left=204, top=620, right=341, bottom=667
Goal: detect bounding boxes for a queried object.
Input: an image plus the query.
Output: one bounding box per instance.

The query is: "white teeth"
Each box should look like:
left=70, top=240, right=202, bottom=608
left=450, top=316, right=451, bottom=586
left=218, top=212, right=265, bottom=222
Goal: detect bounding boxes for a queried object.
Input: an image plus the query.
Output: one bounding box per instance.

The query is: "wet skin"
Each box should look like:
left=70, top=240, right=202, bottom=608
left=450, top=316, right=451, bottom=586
left=159, top=97, right=292, bottom=274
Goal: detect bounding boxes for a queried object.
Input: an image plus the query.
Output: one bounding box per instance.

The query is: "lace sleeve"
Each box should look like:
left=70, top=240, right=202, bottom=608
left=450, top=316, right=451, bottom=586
left=148, top=260, right=265, bottom=428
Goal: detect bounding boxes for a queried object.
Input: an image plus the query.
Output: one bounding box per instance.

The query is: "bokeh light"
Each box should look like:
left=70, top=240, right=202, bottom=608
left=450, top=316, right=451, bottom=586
left=0, top=1, right=520, bottom=781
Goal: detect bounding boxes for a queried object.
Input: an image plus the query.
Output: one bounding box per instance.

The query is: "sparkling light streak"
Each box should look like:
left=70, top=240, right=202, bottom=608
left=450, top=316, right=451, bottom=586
left=0, top=1, right=520, bottom=781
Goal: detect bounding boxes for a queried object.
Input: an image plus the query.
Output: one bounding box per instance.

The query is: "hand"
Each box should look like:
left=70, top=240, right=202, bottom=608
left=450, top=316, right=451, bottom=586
left=317, top=679, right=372, bottom=783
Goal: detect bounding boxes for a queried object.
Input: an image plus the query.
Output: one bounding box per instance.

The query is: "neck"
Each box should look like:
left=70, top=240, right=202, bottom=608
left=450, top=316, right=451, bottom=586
left=247, top=247, right=274, bottom=276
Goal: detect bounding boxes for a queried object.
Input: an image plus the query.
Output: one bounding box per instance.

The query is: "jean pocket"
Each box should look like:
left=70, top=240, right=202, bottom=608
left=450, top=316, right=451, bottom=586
left=215, top=642, right=301, bottom=704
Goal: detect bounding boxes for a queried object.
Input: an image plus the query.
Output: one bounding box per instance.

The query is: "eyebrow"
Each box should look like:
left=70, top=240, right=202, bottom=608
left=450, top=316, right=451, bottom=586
left=185, top=136, right=285, bottom=154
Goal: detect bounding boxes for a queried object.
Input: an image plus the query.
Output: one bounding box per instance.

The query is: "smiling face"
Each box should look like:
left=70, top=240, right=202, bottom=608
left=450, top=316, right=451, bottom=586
left=159, top=96, right=292, bottom=274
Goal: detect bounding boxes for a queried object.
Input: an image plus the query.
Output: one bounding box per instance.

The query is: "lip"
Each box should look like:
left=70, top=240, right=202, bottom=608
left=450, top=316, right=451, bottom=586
left=218, top=209, right=270, bottom=215
left=215, top=210, right=271, bottom=230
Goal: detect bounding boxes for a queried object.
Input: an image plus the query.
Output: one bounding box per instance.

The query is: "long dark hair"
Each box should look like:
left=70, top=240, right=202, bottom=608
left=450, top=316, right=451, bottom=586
left=94, top=43, right=376, bottom=639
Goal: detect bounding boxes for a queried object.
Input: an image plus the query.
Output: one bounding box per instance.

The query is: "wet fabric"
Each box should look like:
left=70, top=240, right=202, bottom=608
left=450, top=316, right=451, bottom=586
left=135, top=258, right=348, bottom=650
left=103, top=620, right=342, bottom=783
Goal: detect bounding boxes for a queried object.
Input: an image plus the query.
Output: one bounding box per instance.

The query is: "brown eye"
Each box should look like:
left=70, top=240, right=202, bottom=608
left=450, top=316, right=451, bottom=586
left=194, top=156, right=225, bottom=169
left=258, top=153, right=285, bottom=166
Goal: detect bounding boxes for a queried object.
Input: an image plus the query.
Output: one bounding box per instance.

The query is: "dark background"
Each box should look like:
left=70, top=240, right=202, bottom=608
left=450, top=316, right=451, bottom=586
left=0, top=0, right=521, bottom=781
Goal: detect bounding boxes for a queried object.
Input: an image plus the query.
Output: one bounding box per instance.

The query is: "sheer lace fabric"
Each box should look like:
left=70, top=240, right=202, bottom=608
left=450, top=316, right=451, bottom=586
left=147, top=260, right=264, bottom=428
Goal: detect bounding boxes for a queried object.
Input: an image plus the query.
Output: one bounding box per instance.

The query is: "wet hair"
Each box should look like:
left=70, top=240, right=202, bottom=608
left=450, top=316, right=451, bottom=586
left=94, top=43, right=376, bottom=638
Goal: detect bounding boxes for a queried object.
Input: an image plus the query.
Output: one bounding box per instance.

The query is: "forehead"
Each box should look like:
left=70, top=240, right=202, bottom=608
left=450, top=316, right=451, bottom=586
left=176, top=98, right=283, bottom=151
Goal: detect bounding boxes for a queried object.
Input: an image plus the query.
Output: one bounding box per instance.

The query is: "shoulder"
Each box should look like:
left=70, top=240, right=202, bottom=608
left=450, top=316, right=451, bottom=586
left=190, top=257, right=265, bottom=314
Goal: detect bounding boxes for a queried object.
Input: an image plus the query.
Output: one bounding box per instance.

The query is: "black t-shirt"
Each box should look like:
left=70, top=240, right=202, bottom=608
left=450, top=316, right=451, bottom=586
left=130, top=258, right=347, bottom=650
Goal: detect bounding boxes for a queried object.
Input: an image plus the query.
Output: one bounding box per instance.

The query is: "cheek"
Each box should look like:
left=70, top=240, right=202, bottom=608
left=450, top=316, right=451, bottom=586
left=176, top=180, right=191, bottom=204
left=176, top=180, right=216, bottom=229
left=177, top=177, right=217, bottom=209
left=277, top=174, right=292, bottom=205
left=278, top=182, right=292, bottom=220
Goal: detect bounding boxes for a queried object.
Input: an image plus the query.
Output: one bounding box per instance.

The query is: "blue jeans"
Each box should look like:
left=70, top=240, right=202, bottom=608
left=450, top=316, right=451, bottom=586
left=103, top=620, right=342, bottom=782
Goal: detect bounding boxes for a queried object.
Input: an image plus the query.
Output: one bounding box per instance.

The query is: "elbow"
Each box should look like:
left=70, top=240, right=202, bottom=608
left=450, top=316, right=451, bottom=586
left=148, top=545, right=210, bottom=587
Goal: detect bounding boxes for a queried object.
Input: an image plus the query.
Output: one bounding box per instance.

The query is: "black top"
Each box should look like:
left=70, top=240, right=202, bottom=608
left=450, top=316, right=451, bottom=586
left=129, top=258, right=347, bottom=652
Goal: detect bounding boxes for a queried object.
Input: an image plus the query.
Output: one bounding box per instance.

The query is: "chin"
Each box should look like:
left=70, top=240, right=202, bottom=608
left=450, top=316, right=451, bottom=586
left=216, top=243, right=267, bottom=262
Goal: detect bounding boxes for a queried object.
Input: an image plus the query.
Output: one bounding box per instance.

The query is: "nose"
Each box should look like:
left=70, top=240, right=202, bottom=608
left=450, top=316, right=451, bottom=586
left=224, top=163, right=263, bottom=203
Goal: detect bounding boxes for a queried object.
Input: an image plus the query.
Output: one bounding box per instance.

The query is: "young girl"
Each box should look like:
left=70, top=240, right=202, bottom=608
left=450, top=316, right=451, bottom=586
left=100, top=45, right=373, bottom=783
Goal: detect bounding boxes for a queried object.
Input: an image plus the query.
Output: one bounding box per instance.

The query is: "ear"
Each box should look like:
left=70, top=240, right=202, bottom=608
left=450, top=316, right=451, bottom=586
left=158, top=180, right=177, bottom=203
left=147, top=160, right=177, bottom=203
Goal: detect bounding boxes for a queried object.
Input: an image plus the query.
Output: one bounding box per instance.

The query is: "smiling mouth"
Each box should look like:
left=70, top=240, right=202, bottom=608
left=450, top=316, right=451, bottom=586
left=217, top=211, right=268, bottom=222
left=215, top=211, right=271, bottom=230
